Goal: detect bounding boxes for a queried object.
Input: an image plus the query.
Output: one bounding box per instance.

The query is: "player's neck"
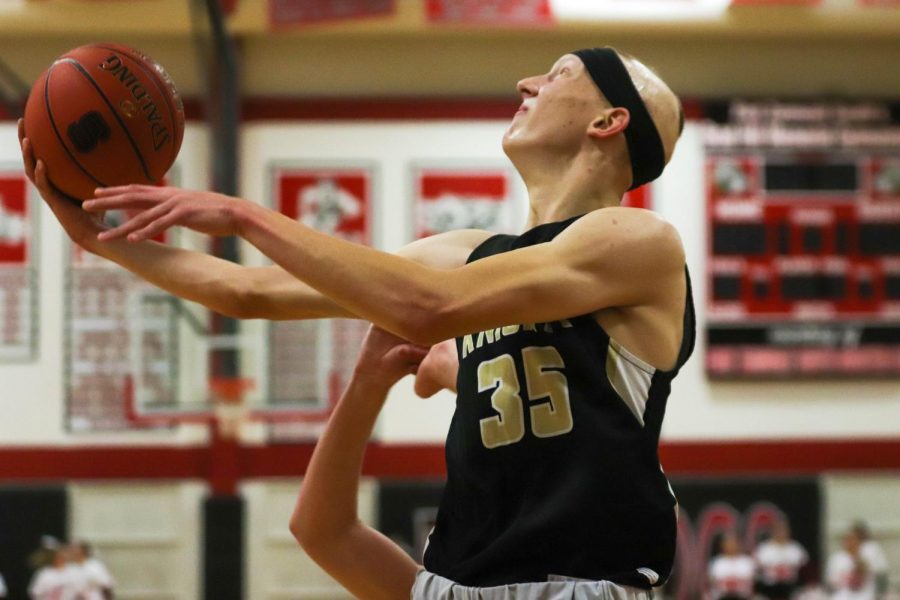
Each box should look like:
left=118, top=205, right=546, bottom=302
left=521, top=151, right=627, bottom=229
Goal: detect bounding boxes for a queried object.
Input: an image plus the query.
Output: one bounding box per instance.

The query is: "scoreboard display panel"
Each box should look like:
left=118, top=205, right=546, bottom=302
left=704, top=101, right=900, bottom=377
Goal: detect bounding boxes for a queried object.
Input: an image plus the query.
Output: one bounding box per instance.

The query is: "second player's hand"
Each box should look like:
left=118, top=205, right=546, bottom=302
left=414, top=339, right=459, bottom=398
left=352, top=326, right=430, bottom=392
left=83, top=185, right=254, bottom=241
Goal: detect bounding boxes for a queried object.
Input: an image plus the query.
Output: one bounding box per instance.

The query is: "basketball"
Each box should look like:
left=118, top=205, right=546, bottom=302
left=23, top=43, right=184, bottom=201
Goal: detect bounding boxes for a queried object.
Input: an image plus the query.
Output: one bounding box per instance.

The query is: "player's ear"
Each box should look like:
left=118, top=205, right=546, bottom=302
left=587, top=107, right=630, bottom=140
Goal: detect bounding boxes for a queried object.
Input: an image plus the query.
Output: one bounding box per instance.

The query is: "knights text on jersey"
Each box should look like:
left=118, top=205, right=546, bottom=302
left=422, top=214, right=696, bottom=589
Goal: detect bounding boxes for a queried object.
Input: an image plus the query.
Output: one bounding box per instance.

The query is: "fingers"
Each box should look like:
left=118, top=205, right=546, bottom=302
left=34, top=160, right=88, bottom=209
left=126, top=209, right=182, bottom=242
left=83, top=191, right=164, bottom=213
left=18, top=119, right=38, bottom=185
left=32, top=160, right=72, bottom=209
left=375, top=343, right=429, bottom=381
left=20, top=137, right=36, bottom=183
left=33, top=160, right=58, bottom=199
left=397, top=344, right=430, bottom=363
left=19, top=121, right=64, bottom=206
left=96, top=201, right=172, bottom=242
left=93, top=185, right=161, bottom=197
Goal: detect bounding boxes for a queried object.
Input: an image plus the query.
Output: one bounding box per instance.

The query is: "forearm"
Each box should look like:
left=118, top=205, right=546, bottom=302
left=87, top=238, right=351, bottom=320
left=293, top=373, right=388, bottom=538
left=88, top=238, right=244, bottom=316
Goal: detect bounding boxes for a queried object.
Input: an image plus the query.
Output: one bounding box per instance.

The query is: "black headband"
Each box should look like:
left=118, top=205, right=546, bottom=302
left=572, top=48, right=665, bottom=190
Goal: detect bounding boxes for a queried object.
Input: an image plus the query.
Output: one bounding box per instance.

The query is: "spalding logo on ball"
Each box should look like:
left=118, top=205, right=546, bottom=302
left=24, top=43, right=185, bottom=201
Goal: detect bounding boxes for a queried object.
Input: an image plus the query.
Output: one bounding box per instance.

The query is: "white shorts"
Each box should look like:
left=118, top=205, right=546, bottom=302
left=411, top=570, right=654, bottom=600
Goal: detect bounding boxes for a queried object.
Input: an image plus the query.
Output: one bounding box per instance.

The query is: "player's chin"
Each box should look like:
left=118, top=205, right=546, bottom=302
left=501, top=129, right=529, bottom=156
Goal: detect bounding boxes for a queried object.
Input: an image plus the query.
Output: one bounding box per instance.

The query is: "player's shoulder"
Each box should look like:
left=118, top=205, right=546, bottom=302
left=434, top=228, right=496, bottom=245
left=568, top=207, right=684, bottom=266
left=398, top=228, right=494, bottom=269
left=576, top=206, right=680, bottom=241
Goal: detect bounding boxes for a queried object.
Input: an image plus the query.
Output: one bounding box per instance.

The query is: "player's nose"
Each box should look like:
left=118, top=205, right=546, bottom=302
left=516, top=76, right=540, bottom=99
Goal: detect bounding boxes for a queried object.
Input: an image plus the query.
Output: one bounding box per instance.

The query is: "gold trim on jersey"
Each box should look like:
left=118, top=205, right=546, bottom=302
left=461, top=319, right=574, bottom=359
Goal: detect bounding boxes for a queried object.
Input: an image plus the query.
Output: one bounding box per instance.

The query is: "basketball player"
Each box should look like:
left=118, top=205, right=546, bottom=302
left=708, top=532, right=756, bottom=600
left=67, top=541, right=115, bottom=600
left=28, top=544, right=71, bottom=600
left=827, top=528, right=877, bottom=600
left=754, top=521, right=809, bottom=600
left=23, top=47, right=693, bottom=598
left=850, top=521, right=889, bottom=600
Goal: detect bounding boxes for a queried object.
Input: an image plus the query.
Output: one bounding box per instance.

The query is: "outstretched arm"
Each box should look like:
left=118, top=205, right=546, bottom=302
left=239, top=203, right=684, bottom=346
left=84, top=184, right=684, bottom=345
left=289, top=326, right=428, bottom=600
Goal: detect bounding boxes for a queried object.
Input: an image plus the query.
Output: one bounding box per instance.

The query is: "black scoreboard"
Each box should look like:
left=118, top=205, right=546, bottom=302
left=704, top=101, right=900, bottom=377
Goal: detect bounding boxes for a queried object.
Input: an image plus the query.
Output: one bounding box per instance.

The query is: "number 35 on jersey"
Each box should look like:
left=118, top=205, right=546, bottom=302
left=477, top=346, right=573, bottom=449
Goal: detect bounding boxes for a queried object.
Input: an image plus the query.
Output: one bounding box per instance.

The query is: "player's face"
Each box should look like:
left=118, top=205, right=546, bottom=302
left=773, top=522, right=790, bottom=543
left=843, top=532, right=861, bottom=554
left=722, top=533, right=741, bottom=556
left=503, top=54, right=606, bottom=159
left=53, top=549, right=68, bottom=567
left=69, top=544, right=85, bottom=561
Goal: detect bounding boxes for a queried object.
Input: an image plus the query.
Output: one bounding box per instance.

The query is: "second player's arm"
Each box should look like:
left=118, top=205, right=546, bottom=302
left=290, top=327, right=427, bottom=600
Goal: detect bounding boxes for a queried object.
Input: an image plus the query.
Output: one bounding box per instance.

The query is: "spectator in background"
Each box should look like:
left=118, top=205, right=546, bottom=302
left=29, top=544, right=72, bottom=600
left=827, top=528, right=878, bottom=600
left=710, top=531, right=758, bottom=600
left=0, top=570, right=7, bottom=599
left=755, top=521, right=810, bottom=600
left=68, top=540, right=115, bottom=600
left=852, top=522, right=889, bottom=600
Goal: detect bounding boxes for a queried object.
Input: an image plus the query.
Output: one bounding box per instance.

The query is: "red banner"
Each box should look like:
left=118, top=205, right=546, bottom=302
left=0, top=175, right=27, bottom=264
left=277, top=170, right=371, bottom=244
left=268, top=166, right=374, bottom=439
left=269, top=0, right=395, bottom=27
left=0, top=174, right=32, bottom=358
left=426, top=0, right=553, bottom=25
left=413, top=168, right=518, bottom=238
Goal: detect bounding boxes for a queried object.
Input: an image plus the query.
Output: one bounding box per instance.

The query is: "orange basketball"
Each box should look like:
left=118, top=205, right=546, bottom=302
left=24, top=43, right=185, bottom=201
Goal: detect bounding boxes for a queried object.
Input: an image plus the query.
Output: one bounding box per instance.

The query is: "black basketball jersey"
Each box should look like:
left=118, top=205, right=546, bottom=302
left=422, top=213, right=696, bottom=589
